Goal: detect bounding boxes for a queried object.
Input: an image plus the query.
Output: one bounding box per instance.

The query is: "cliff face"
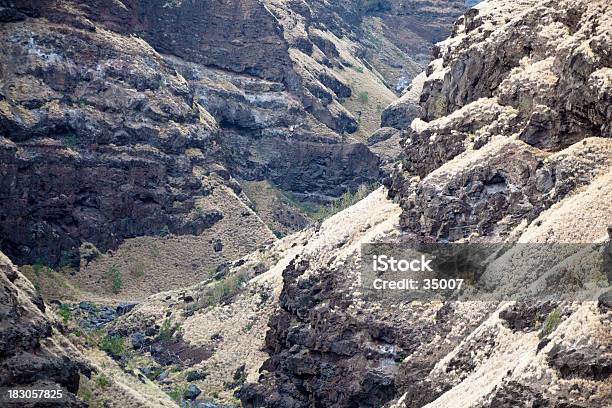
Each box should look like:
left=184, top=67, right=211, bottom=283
left=0, top=3, right=226, bottom=265
left=389, top=0, right=612, bottom=240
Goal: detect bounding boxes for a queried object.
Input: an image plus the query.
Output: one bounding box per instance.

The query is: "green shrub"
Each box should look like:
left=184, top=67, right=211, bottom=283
left=244, top=321, right=254, bottom=333
left=63, top=133, right=78, bottom=148
left=539, top=308, right=562, bottom=338
left=157, top=319, right=182, bottom=341
left=272, top=230, right=286, bottom=239
left=311, top=183, right=377, bottom=222
left=100, top=334, right=125, bottom=357
left=95, top=374, right=110, bottom=388
left=190, top=270, right=250, bottom=311
left=358, top=91, right=369, bottom=104
left=145, top=367, right=163, bottom=380
left=80, top=389, right=93, bottom=402
left=272, top=183, right=377, bottom=223
left=57, top=304, right=72, bottom=324
left=166, top=385, right=185, bottom=403
left=33, top=260, right=52, bottom=275
left=195, top=205, right=205, bottom=218
left=106, top=264, right=122, bottom=294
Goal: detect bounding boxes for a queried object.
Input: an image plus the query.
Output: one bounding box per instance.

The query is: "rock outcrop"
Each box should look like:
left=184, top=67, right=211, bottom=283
left=0, top=251, right=90, bottom=406
left=0, top=2, right=228, bottom=265
left=380, top=72, right=426, bottom=130
left=389, top=0, right=612, bottom=239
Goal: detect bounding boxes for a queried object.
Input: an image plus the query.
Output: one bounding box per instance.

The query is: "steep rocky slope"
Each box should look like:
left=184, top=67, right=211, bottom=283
left=388, top=0, right=612, bottom=238
left=234, top=0, right=612, bottom=407
left=0, top=251, right=90, bottom=406
left=0, top=1, right=260, bottom=268
left=1, top=249, right=186, bottom=407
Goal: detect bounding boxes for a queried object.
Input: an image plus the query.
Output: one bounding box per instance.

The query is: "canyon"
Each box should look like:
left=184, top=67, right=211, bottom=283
left=1, top=0, right=611, bottom=407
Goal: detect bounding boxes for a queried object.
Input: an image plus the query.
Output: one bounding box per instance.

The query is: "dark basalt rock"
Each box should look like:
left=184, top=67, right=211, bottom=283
left=499, top=302, right=557, bottom=332
left=116, top=302, right=138, bottom=316
left=598, top=290, right=612, bottom=313
left=0, top=253, right=90, bottom=406
left=240, top=254, right=482, bottom=408
left=184, top=383, right=202, bottom=400
left=547, top=344, right=612, bottom=381
left=186, top=369, right=208, bottom=382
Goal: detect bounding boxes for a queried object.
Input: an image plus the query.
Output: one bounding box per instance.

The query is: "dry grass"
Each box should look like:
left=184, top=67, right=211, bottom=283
left=63, top=181, right=275, bottom=303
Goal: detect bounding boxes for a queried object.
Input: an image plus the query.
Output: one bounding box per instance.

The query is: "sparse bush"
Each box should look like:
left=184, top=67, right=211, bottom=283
left=311, top=183, right=377, bottom=222
left=80, top=242, right=101, bottom=265
left=190, top=270, right=250, bottom=311
left=63, top=133, right=78, bottom=148
left=149, top=242, right=160, bottom=258
left=166, top=385, right=185, bottom=403
left=539, top=308, right=562, bottom=338
left=195, top=205, right=205, bottom=218
left=100, top=334, right=125, bottom=358
left=259, top=287, right=272, bottom=304
left=30, top=261, right=54, bottom=293
left=95, top=374, right=110, bottom=388
left=157, top=319, right=182, bottom=341
left=355, top=66, right=365, bottom=73
left=244, top=321, right=254, bottom=332
left=59, top=249, right=80, bottom=269
left=145, top=367, right=163, bottom=380
left=80, top=389, right=93, bottom=402
left=105, top=264, right=123, bottom=294
left=129, top=260, right=145, bottom=277
left=33, top=260, right=52, bottom=275
left=358, top=91, right=369, bottom=104
left=57, top=304, right=72, bottom=324
left=272, top=182, right=377, bottom=224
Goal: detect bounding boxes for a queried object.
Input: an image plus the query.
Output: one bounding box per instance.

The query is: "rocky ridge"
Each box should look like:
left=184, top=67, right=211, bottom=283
left=388, top=0, right=612, bottom=239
